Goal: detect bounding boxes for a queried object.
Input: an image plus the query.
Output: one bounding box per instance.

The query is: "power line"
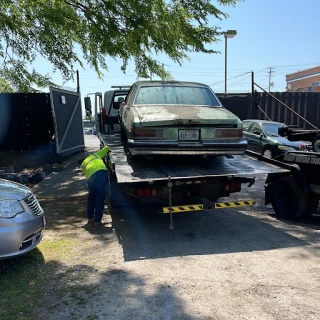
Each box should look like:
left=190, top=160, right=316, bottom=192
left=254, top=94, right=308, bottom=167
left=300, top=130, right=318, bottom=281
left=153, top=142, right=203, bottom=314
left=209, top=71, right=252, bottom=86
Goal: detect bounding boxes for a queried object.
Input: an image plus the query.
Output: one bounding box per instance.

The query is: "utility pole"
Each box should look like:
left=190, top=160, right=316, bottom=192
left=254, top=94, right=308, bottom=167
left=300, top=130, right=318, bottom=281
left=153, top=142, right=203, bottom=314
left=76, top=70, right=80, bottom=93
left=268, top=67, right=275, bottom=92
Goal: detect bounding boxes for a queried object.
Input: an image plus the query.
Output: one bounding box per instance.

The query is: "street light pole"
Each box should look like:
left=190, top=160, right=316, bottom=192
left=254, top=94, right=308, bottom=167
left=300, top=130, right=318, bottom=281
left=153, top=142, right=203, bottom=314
left=224, top=30, right=237, bottom=94
left=225, top=36, right=227, bottom=94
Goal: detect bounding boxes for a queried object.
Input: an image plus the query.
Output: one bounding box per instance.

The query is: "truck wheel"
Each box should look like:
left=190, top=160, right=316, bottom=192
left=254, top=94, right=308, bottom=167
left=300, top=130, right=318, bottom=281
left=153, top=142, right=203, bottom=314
left=271, top=176, right=308, bottom=220
left=304, top=194, right=319, bottom=217
left=312, top=134, right=320, bottom=152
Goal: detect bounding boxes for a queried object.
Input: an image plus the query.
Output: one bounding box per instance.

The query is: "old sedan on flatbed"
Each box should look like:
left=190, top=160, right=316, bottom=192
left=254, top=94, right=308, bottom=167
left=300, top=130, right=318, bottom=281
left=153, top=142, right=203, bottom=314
left=118, top=81, right=247, bottom=156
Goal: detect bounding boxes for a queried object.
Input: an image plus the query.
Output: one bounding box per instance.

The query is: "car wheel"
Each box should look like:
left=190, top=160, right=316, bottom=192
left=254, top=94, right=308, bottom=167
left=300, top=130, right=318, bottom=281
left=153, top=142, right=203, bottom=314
left=270, top=176, right=308, bottom=220
left=312, top=134, right=320, bottom=152
left=262, top=147, right=273, bottom=159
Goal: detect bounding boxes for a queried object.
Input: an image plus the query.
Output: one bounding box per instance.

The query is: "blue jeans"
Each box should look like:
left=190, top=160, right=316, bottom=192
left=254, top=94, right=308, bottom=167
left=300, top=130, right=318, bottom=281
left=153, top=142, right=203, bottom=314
left=87, top=170, right=109, bottom=223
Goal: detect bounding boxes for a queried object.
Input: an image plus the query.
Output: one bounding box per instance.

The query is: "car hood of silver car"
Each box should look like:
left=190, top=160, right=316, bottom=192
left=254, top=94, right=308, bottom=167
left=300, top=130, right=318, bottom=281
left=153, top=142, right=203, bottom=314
left=131, top=105, right=241, bottom=127
left=0, top=179, right=32, bottom=200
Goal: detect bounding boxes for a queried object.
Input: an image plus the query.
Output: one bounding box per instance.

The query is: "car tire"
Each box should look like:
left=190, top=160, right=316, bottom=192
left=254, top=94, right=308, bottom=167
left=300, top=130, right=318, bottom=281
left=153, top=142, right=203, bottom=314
left=271, top=176, right=308, bottom=220
left=312, top=134, right=320, bottom=152
left=262, top=147, right=273, bottom=159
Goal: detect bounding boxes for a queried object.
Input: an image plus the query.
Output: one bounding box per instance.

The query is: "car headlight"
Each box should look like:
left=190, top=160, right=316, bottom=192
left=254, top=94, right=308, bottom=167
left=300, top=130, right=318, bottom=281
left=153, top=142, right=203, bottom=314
left=0, top=200, right=24, bottom=218
left=278, top=145, right=296, bottom=151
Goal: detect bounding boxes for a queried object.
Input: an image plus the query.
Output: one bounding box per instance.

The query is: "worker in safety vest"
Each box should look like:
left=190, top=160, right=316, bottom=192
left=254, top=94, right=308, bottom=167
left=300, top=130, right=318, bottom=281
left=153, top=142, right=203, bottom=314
left=79, top=146, right=110, bottom=225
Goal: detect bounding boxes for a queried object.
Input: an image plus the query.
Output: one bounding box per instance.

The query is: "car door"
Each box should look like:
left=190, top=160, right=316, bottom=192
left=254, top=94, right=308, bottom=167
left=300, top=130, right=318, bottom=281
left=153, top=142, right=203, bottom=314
left=119, top=86, right=135, bottom=134
left=242, top=121, right=253, bottom=141
left=246, top=122, right=263, bottom=153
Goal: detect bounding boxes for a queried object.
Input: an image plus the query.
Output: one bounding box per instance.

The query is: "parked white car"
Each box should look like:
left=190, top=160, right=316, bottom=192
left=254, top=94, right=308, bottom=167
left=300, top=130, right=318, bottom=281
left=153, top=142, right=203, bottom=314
left=0, top=179, right=45, bottom=259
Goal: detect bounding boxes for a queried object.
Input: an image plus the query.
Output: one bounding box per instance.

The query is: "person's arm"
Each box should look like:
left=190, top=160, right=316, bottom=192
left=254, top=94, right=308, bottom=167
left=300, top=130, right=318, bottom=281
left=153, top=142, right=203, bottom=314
left=95, top=146, right=110, bottom=159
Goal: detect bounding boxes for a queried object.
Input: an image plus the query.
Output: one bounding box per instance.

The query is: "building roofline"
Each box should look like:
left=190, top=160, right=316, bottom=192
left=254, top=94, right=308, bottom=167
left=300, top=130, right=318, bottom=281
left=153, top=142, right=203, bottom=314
left=286, top=65, right=320, bottom=77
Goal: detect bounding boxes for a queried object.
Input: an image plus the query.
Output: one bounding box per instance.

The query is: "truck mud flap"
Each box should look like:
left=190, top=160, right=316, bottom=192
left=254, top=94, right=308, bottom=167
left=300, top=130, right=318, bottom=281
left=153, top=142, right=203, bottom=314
left=162, top=204, right=203, bottom=214
left=214, top=200, right=255, bottom=209
left=161, top=200, right=255, bottom=213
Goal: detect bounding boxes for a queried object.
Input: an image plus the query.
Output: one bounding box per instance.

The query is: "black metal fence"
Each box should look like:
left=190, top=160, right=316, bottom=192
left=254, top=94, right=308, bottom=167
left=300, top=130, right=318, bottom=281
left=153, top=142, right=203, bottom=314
left=217, top=92, right=320, bottom=129
left=0, top=93, right=54, bottom=151
left=255, top=92, right=320, bottom=129
left=216, top=93, right=252, bottom=120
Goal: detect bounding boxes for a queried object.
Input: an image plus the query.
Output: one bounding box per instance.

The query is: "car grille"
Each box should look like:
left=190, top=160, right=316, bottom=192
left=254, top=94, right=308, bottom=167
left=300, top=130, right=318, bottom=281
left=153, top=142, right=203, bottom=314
left=24, top=194, right=44, bottom=216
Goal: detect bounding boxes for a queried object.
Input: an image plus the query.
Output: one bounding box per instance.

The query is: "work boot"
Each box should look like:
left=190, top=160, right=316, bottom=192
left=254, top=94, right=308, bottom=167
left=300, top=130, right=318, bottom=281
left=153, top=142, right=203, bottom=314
left=87, top=218, right=94, bottom=224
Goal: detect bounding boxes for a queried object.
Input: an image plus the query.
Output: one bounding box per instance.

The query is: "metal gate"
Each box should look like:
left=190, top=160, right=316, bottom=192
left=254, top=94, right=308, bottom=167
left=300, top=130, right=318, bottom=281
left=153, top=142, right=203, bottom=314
left=50, top=87, right=84, bottom=156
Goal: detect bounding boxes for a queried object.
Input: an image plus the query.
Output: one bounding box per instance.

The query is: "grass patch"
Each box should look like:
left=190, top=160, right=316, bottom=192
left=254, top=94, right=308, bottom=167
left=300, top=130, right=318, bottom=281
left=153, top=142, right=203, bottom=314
left=0, top=250, right=49, bottom=320
left=38, top=237, right=75, bottom=259
left=0, top=197, right=101, bottom=320
left=0, top=236, right=88, bottom=319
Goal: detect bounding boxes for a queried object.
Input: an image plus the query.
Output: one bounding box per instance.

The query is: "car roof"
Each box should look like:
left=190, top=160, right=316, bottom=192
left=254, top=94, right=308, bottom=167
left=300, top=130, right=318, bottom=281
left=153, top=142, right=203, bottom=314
left=243, top=119, right=284, bottom=125
left=134, top=80, right=209, bottom=87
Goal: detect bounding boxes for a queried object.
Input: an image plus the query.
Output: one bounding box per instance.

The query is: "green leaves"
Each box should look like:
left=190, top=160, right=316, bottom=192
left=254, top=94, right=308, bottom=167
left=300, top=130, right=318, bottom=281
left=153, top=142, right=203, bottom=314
left=0, top=78, right=13, bottom=92
left=0, top=0, right=241, bottom=91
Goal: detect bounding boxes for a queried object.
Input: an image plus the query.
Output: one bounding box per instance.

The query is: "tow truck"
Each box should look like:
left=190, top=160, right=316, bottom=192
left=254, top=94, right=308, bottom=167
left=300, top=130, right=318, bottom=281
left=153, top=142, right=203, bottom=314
left=84, top=85, right=319, bottom=225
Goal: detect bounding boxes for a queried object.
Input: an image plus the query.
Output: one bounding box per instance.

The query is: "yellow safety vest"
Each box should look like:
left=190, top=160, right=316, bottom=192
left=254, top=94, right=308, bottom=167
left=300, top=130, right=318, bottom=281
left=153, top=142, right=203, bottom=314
left=81, top=146, right=110, bottom=180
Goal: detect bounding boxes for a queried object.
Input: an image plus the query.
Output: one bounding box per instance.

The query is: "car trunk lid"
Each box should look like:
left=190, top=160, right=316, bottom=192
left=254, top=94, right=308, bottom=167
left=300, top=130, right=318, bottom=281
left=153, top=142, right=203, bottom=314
left=132, top=105, right=239, bottom=127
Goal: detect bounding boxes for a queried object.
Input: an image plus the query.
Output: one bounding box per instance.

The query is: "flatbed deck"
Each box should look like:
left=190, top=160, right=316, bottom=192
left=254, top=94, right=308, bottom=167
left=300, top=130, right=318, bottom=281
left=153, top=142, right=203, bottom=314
left=99, top=133, right=290, bottom=184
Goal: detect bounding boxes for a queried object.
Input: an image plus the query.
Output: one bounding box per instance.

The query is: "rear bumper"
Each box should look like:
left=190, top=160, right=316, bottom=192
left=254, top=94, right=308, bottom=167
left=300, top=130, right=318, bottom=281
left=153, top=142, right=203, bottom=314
left=127, top=139, right=248, bottom=155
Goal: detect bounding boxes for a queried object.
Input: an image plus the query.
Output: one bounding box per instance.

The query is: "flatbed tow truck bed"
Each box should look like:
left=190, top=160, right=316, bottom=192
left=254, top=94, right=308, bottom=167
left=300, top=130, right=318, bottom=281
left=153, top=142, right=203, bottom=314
left=99, top=132, right=289, bottom=184
left=98, top=132, right=320, bottom=221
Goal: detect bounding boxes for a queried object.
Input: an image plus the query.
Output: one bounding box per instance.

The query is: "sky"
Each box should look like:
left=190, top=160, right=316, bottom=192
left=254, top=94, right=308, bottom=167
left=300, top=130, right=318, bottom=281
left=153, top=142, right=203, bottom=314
left=33, top=0, right=320, bottom=114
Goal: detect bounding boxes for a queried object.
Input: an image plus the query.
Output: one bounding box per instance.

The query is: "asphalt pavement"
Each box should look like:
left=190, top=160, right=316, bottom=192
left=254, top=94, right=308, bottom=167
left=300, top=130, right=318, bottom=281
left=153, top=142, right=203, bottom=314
left=32, top=135, right=100, bottom=199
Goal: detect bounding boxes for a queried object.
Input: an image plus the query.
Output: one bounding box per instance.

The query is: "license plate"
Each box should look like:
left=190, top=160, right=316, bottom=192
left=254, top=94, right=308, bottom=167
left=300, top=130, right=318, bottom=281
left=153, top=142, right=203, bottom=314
left=179, top=129, right=200, bottom=141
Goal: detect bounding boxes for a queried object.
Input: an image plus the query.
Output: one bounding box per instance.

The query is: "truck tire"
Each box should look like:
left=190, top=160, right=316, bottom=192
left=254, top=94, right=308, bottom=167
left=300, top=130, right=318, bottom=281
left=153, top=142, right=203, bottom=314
left=304, top=194, right=319, bottom=217
left=312, top=134, right=320, bottom=152
left=271, top=176, right=308, bottom=220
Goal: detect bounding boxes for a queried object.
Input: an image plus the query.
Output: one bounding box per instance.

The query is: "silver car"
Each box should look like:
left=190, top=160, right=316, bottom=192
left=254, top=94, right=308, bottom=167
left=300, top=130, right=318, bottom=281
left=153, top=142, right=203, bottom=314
left=0, top=179, right=45, bottom=260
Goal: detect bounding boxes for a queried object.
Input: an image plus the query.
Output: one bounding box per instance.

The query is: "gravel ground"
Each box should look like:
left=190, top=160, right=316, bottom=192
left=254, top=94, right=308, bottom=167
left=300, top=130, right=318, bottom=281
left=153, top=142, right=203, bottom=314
left=34, top=135, right=320, bottom=320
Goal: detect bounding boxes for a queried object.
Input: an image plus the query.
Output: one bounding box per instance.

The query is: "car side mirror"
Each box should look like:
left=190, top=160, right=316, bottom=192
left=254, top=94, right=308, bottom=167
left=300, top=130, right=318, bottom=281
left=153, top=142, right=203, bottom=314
left=84, top=97, right=92, bottom=111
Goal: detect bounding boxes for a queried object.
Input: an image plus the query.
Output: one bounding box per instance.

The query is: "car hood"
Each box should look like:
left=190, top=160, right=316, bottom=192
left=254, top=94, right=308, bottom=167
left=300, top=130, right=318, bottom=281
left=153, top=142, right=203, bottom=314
left=268, top=136, right=310, bottom=148
left=131, top=105, right=240, bottom=127
left=0, top=179, right=32, bottom=200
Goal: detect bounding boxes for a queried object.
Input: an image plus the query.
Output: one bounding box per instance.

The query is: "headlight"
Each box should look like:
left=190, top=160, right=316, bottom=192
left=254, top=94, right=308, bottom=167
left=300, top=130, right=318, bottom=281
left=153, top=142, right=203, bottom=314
left=278, top=145, right=296, bottom=151
left=0, top=200, right=24, bottom=218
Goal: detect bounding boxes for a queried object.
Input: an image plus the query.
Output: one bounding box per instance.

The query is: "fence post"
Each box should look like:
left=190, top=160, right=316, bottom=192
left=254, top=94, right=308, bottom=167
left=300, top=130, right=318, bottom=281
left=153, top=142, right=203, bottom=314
left=251, top=71, right=255, bottom=118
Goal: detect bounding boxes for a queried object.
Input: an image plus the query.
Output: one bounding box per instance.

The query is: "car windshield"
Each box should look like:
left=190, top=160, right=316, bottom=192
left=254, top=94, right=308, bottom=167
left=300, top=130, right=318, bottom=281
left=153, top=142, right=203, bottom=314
left=134, top=86, right=221, bottom=106
left=262, top=123, right=283, bottom=137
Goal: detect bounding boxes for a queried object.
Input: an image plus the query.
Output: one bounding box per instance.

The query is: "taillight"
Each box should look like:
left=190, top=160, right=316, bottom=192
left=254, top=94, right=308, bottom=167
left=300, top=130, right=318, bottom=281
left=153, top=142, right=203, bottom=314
left=216, top=128, right=242, bottom=139
left=225, top=181, right=241, bottom=193
left=132, top=128, right=163, bottom=139
left=137, top=188, right=158, bottom=197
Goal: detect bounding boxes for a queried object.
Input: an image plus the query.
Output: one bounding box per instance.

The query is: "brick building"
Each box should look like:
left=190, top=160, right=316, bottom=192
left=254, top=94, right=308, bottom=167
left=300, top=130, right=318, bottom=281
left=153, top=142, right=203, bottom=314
left=286, top=66, right=320, bottom=92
